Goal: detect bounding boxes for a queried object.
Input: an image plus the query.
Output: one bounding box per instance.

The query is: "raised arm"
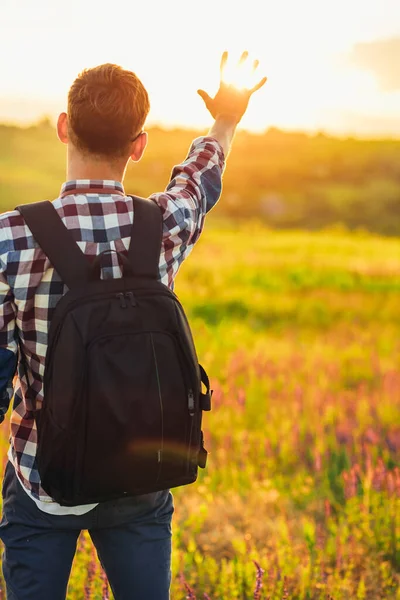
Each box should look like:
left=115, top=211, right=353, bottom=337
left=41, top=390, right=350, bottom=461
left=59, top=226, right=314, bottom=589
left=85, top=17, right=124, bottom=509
left=150, top=51, right=267, bottom=286
left=198, top=51, right=267, bottom=156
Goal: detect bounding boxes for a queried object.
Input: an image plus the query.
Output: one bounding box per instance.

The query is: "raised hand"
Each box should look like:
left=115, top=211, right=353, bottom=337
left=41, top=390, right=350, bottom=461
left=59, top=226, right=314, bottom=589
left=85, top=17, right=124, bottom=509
left=197, top=51, right=267, bottom=124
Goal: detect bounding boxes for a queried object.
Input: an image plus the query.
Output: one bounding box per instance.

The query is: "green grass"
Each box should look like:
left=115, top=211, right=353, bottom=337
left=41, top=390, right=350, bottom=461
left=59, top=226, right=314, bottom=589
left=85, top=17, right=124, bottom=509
left=1, top=121, right=400, bottom=235
left=1, top=225, right=399, bottom=599
left=1, top=122, right=399, bottom=598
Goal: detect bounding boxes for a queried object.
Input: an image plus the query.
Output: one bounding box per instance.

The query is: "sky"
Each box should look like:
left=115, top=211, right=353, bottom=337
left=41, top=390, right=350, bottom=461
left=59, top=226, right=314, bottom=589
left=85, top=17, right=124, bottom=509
left=1, top=0, right=400, bottom=136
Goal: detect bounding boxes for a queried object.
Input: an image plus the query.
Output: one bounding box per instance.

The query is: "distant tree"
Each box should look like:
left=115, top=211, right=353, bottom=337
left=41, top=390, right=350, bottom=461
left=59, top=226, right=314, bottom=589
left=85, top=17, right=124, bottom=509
left=36, top=115, right=54, bottom=130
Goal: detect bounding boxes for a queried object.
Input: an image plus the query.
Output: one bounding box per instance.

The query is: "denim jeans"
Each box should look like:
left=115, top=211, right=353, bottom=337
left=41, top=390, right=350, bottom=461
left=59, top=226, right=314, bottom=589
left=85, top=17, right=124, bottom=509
left=0, top=461, right=173, bottom=600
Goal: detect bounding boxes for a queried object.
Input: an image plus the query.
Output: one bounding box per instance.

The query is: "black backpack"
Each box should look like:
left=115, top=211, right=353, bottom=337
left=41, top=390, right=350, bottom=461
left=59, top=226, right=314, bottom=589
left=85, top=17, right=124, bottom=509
left=16, top=197, right=211, bottom=506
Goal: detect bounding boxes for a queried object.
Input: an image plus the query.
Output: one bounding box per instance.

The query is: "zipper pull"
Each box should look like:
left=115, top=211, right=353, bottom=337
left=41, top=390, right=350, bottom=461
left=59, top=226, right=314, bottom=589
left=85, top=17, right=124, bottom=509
left=125, top=291, right=137, bottom=307
left=116, top=292, right=127, bottom=308
left=188, top=389, right=195, bottom=416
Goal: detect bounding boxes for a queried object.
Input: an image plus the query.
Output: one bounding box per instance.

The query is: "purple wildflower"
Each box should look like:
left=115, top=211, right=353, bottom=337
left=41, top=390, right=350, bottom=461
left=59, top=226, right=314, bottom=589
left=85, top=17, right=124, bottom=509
left=101, top=567, right=110, bottom=600
left=184, top=582, right=197, bottom=599
left=253, top=560, right=265, bottom=600
left=84, top=544, right=96, bottom=600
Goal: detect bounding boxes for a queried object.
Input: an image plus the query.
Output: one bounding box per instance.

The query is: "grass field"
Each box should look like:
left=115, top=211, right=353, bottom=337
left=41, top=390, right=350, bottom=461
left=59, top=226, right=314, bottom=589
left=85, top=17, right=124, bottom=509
left=0, top=223, right=399, bottom=599
left=1, top=121, right=400, bottom=235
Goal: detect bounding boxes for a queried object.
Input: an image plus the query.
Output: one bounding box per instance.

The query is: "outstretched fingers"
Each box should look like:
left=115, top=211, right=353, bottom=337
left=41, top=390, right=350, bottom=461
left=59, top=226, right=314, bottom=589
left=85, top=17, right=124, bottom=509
left=197, top=89, right=212, bottom=102
left=197, top=89, right=214, bottom=113
left=239, top=50, right=249, bottom=65
left=220, top=51, right=228, bottom=77
left=250, top=76, right=267, bottom=94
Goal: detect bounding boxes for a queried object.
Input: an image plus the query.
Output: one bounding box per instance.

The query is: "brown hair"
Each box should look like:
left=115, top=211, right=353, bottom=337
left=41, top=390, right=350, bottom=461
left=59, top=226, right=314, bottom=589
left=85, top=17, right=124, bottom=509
left=67, top=63, right=150, bottom=158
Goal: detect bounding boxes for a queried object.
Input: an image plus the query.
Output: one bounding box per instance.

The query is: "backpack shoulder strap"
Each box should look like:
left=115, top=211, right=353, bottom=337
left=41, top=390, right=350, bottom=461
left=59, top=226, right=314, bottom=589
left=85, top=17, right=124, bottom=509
left=16, top=201, right=90, bottom=290
left=128, top=196, right=163, bottom=278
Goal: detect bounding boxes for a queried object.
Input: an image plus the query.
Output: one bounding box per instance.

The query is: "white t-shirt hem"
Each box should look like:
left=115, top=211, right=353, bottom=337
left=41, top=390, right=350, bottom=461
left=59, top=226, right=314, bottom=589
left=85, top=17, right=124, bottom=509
left=7, top=449, right=98, bottom=516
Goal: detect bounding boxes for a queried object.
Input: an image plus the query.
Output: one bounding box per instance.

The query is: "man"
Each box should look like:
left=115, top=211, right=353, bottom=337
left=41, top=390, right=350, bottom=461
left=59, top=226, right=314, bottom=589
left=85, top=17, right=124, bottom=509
left=0, top=52, right=266, bottom=599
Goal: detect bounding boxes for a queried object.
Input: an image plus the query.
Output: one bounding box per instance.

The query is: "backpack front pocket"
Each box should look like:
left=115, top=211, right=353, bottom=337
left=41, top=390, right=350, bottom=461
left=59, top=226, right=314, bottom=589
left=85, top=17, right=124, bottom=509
left=76, top=330, right=192, bottom=500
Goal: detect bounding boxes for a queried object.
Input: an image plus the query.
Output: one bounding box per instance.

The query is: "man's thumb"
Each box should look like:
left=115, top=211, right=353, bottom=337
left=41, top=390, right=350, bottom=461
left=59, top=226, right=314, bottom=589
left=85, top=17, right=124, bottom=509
left=197, top=89, right=212, bottom=107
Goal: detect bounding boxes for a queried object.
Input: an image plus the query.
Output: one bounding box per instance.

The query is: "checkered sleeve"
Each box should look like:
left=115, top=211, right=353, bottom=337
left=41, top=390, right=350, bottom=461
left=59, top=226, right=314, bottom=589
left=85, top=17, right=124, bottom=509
left=150, top=136, right=225, bottom=285
left=0, top=221, right=18, bottom=422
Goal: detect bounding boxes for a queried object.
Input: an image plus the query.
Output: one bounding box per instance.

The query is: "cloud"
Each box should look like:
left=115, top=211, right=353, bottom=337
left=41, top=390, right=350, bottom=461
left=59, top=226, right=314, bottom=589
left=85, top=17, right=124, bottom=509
left=349, top=37, right=400, bottom=91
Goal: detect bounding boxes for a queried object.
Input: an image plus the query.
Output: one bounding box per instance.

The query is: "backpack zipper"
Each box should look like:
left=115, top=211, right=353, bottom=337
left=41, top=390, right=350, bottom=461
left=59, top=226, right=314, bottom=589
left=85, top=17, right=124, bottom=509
left=186, top=390, right=195, bottom=469
left=116, top=292, right=127, bottom=308
left=150, top=333, right=164, bottom=482
left=125, top=291, right=137, bottom=306
left=174, top=338, right=198, bottom=414
left=46, top=288, right=175, bottom=370
left=115, top=292, right=137, bottom=308
left=188, top=389, right=195, bottom=416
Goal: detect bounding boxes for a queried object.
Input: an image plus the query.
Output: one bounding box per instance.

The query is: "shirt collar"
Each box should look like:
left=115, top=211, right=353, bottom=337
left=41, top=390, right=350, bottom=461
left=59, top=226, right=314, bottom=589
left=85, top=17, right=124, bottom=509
left=60, top=179, right=125, bottom=197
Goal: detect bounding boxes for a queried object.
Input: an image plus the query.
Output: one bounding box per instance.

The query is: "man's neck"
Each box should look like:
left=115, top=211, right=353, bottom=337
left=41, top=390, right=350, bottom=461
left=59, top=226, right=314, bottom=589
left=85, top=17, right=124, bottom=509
left=66, top=148, right=127, bottom=183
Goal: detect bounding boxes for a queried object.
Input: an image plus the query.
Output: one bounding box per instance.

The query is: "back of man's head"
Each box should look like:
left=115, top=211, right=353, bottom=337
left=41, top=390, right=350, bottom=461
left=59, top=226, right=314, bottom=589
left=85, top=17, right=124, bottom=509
left=67, top=63, right=150, bottom=159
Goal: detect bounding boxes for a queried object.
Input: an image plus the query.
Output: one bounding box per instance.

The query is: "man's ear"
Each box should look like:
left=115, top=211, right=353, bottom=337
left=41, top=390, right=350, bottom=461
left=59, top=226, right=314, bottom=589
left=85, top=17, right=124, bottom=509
left=130, top=131, right=148, bottom=163
left=57, top=112, right=68, bottom=144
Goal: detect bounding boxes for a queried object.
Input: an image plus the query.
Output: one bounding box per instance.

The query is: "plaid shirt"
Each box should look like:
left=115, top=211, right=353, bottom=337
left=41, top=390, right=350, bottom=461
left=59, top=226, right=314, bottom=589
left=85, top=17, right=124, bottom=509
left=0, top=136, right=224, bottom=505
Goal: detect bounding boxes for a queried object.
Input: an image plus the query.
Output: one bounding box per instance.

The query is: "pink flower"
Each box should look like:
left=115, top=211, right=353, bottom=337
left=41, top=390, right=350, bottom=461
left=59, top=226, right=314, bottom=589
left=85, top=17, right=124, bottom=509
left=253, top=560, right=265, bottom=600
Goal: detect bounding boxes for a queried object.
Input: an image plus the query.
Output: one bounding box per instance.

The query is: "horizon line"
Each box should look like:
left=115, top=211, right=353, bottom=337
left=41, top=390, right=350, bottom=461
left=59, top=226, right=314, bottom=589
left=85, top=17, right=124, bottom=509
left=1, top=116, right=400, bottom=143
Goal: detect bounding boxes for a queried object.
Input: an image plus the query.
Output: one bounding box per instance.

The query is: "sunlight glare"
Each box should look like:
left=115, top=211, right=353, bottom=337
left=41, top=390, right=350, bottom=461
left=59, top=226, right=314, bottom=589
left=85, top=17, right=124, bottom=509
left=221, top=53, right=258, bottom=91
left=1, top=0, right=399, bottom=135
